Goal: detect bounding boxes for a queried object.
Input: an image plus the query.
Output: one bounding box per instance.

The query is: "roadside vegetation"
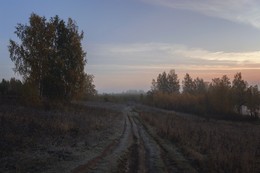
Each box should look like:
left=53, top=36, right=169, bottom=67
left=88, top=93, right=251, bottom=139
left=98, top=90, right=145, bottom=103
left=0, top=103, right=122, bottom=172
left=145, top=70, right=260, bottom=120
left=138, top=110, right=260, bottom=173
left=138, top=70, right=260, bottom=172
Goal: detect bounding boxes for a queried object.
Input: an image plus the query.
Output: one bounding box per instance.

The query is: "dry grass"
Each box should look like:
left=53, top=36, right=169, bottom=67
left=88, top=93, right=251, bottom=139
left=0, top=103, right=122, bottom=172
left=139, top=111, right=260, bottom=173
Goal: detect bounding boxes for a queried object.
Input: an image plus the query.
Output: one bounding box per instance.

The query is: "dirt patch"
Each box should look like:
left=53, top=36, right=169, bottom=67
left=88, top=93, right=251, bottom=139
left=72, top=104, right=196, bottom=173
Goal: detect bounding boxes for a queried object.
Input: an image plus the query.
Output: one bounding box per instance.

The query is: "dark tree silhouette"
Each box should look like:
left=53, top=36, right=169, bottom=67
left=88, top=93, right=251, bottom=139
left=151, top=70, right=180, bottom=94
left=231, top=72, right=248, bottom=113
left=208, top=75, right=232, bottom=114
left=182, top=73, right=195, bottom=94
left=246, top=85, right=260, bottom=117
left=9, top=13, right=95, bottom=100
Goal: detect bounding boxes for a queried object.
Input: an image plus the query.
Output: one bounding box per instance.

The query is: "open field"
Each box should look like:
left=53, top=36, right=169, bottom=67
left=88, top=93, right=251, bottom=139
left=0, top=103, right=123, bottom=173
left=137, top=106, right=260, bottom=173
left=1, top=102, right=259, bottom=173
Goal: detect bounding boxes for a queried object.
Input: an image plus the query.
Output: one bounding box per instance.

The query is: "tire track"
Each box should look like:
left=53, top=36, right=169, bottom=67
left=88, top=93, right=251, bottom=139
left=72, top=107, right=133, bottom=173
left=121, top=111, right=180, bottom=173
left=122, top=110, right=197, bottom=173
left=132, top=112, right=197, bottom=173
left=132, top=115, right=166, bottom=173
left=71, top=105, right=196, bottom=173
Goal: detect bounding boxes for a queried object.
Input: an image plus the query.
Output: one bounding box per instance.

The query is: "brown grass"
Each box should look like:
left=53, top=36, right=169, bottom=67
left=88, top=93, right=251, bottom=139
left=139, top=111, right=260, bottom=173
left=0, top=103, right=121, bottom=172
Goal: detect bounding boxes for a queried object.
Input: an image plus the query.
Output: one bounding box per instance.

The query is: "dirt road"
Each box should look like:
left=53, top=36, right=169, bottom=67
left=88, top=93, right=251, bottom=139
left=71, top=103, right=197, bottom=173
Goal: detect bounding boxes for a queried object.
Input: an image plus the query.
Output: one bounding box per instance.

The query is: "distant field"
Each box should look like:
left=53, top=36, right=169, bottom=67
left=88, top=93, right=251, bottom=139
left=138, top=109, right=260, bottom=173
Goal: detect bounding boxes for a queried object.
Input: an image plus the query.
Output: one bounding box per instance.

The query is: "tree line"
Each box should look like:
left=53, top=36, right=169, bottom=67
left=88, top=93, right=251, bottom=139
left=146, top=70, right=260, bottom=119
left=0, top=78, right=22, bottom=97
left=2, top=13, right=96, bottom=104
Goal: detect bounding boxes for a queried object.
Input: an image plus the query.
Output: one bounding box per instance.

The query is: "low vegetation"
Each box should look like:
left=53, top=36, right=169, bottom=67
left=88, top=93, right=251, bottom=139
left=0, top=103, right=122, bottom=172
left=139, top=110, right=260, bottom=173
left=98, top=90, right=145, bottom=103
left=146, top=70, right=260, bottom=120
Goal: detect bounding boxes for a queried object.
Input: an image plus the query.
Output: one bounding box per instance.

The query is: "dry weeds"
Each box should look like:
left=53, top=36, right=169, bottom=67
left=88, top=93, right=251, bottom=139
left=0, top=103, right=122, bottom=172
left=139, top=110, right=260, bottom=173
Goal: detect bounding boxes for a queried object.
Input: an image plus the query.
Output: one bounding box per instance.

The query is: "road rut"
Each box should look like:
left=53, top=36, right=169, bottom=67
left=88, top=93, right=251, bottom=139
left=72, top=104, right=196, bottom=173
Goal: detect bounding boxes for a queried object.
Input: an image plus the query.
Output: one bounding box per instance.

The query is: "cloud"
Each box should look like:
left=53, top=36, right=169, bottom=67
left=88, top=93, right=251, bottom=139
left=87, top=42, right=260, bottom=92
left=141, top=0, right=260, bottom=29
left=88, top=42, right=260, bottom=71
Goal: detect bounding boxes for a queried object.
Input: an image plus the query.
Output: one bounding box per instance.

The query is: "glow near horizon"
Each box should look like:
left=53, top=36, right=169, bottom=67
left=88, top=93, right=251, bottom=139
left=1, top=0, right=260, bottom=93
left=87, top=43, right=260, bottom=92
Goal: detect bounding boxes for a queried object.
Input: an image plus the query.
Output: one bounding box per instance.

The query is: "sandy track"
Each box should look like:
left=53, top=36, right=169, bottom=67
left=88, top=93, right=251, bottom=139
left=71, top=103, right=196, bottom=173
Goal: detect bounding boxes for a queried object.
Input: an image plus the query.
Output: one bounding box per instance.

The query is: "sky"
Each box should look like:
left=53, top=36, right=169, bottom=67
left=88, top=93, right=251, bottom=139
left=1, top=0, right=260, bottom=93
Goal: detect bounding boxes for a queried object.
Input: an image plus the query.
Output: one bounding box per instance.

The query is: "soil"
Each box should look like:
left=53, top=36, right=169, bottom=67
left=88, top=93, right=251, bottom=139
left=71, top=102, right=197, bottom=173
left=0, top=102, right=197, bottom=173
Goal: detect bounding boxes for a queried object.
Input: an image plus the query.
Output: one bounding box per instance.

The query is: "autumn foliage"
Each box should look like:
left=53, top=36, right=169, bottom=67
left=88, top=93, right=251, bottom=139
left=8, top=13, right=96, bottom=101
left=146, top=70, right=260, bottom=119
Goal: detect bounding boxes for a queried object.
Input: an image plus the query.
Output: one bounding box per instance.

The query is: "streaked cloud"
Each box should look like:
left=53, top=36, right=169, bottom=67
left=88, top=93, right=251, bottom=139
left=87, top=43, right=260, bottom=92
left=88, top=42, right=260, bottom=70
left=141, top=0, right=260, bottom=29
